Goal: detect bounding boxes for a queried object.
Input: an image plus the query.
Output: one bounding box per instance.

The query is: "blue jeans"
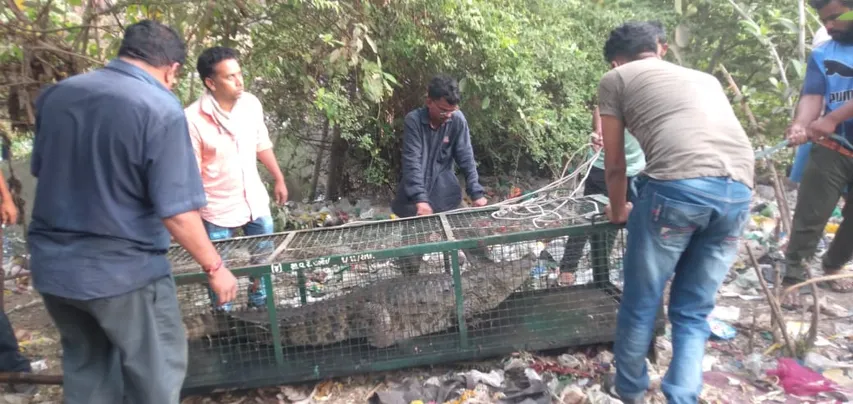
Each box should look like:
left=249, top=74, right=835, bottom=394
left=203, top=216, right=274, bottom=311
left=614, top=176, right=751, bottom=403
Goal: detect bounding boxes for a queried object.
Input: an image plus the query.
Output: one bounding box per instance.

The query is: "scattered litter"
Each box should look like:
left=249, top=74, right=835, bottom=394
left=584, top=384, right=621, bottom=404
left=702, top=355, right=718, bottom=372
left=821, top=302, right=850, bottom=318
left=559, top=385, right=587, bottom=404
left=805, top=352, right=853, bottom=372
left=466, top=369, right=504, bottom=388
left=743, top=353, right=764, bottom=378
left=710, top=305, right=741, bottom=322
left=767, top=358, right=840, bottom=397
left=557, top=353, right=583, bottom=369
left=825, top=222, right=839, bottom=234
left=732, top=270, right=761, bottom=290
left=823, top=368, right=853, bottom=388
left=708, top=318, right=737, bottom=340
left=29, top=359, right=47, bottom=373
left=718, top=283, right=763, bottom=300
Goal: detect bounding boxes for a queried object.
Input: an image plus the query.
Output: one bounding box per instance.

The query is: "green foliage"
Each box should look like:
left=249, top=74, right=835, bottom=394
left=4, top=0, right=819, bottom=190
left=670, top=0, right=821, bottom=148
left=241, top=0, right=670, bottom=183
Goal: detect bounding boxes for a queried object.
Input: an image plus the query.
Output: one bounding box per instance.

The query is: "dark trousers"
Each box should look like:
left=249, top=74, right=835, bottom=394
left=559, top=166, right=638, bottom=273
left=0, top=311, right=31, bottom=373
left=785, top=144, right=853, bottom=280
left=41, top=275, right=187, bottom=404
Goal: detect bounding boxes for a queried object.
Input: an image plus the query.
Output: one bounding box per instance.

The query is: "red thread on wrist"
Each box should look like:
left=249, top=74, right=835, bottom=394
left=203, top=259, right=223, bottom=275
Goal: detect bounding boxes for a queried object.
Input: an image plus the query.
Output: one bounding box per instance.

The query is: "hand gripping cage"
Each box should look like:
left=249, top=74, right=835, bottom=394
left=168, top=194, right=663, bottom=395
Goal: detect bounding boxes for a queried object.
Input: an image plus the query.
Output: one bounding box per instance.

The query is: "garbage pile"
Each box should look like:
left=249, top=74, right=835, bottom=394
left=367, top=350, right=627, bottom=404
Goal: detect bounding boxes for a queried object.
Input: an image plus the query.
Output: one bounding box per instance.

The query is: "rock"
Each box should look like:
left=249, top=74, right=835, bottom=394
left=559, top=385, right=587, bottom=404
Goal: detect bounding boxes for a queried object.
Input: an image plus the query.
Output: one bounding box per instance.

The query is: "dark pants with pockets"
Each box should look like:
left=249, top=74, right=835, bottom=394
left=41, top=275, right=187, bottom=404
left=0, top=311, right=31, bottom=373
left=559, top=166, right=638, bottom=274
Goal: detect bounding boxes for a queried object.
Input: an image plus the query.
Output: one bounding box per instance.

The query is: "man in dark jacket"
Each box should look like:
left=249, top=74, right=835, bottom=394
left=392, top=75, right=487, bottom=218
left=392, top=75, right=487, bottom=275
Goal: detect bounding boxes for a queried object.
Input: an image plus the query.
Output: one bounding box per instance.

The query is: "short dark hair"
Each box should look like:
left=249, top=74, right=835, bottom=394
left=648, top=20, right=668, bottom=44
left=603, top=21, right=661, bottom=63
left=117, top=20, right=186, bottom=67
left=809, top=0, right=853, bottom=10
left=427, top=75, right=461, bottom=105
left=196, top=46, right=240, bottom=84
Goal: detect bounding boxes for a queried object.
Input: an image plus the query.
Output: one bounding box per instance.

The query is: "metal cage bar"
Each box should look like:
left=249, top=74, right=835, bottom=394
left=173, top=195, right=659, bottom=396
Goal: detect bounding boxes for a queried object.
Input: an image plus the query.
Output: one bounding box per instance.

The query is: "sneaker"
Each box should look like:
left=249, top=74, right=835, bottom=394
left=602, top=373, right=644, bottom=404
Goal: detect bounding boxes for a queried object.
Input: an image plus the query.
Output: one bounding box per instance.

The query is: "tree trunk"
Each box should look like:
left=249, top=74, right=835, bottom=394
left=325, top=125, right=347, bottom=201
left=310, top=118, right=331, bottom=201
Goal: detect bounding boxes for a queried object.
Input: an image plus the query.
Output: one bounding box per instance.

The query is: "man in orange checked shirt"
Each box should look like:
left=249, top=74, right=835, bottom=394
left=185, top=46, right=288, bottom=311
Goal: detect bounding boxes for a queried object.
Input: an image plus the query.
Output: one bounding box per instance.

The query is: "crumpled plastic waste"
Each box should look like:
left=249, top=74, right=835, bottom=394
left=766, top=358, right=841, bottom=397
left=583, top=384, right=622, bottom=404
left=367, top=367, right=551, bottom=404
left=708, top=317, right=737, bottom=340
left=804, top=352, right=853, bottom=372
left=488, top=241, right=540, bottom=263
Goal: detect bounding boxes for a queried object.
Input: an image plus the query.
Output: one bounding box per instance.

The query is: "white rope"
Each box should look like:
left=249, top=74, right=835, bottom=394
left=487, top=142, right=601, bottom=228
left=335, top=141, right=603, bottom=229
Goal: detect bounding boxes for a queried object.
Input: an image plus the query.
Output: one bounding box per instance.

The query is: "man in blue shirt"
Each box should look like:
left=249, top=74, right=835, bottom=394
left=788, top=26, right=832, bottom=186
left=391, top=75, right=487, bottom=275
left=392, top=75, right=487, bottom=218
left=29, top=20, right=238, bottom=403
left=784, top=0, right=853, bottom=298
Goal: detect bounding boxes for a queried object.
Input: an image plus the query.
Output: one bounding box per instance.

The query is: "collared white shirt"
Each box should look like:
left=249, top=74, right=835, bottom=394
left=184, top=90, right=273, bottom=228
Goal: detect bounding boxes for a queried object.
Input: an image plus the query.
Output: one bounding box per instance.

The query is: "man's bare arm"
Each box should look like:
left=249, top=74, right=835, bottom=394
left=601, top=115, right=628, bottom=215
left=0, top=171, right=17, bottom=225
left=0, top=171, right=13, bottom=206
left=257, top=149, right=288, bottom=205
left=793, top=95, right=825, bottom=127
left=592, top=106, right=602, bottom=135
left=823, top=100, right=853, bottom=125
left=257, top=149, right=285, bottom=184
left=163, top=210, right=220, bottom=269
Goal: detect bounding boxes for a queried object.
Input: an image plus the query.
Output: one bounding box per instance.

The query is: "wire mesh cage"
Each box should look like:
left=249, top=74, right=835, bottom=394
left=171, top=195, right=657, bottom=395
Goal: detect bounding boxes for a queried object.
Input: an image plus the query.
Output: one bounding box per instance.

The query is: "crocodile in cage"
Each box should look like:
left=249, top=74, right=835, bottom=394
left=179, top=196, right=610, bottom=348
left=183, top=250, right=540, bottom=348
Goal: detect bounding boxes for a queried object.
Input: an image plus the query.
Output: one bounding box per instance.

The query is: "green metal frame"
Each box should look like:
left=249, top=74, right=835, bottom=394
left=176, top=200, right=654, bottom=397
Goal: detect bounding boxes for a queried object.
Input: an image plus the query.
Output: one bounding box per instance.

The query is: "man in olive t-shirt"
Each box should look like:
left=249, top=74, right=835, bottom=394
left=597, top=22, right=754, bottom=404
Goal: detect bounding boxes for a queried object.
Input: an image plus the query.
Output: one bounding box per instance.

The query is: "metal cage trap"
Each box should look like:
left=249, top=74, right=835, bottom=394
left=169, top=194, right=661, bottom=395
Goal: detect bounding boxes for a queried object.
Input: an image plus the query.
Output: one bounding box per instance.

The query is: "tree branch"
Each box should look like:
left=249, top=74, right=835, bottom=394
left=725, top=0, right=790, bottom=90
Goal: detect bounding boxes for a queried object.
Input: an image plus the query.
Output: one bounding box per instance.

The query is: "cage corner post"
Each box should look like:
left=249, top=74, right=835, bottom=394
left=440, top=213, right=469, bottom=350
left=450, top=250, right=469, bottom=350
left=296, top=267, right=308, bottom=305
left=589, top=231, right=611, bottom=287
left=262, top=271, right=285, bottom=369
